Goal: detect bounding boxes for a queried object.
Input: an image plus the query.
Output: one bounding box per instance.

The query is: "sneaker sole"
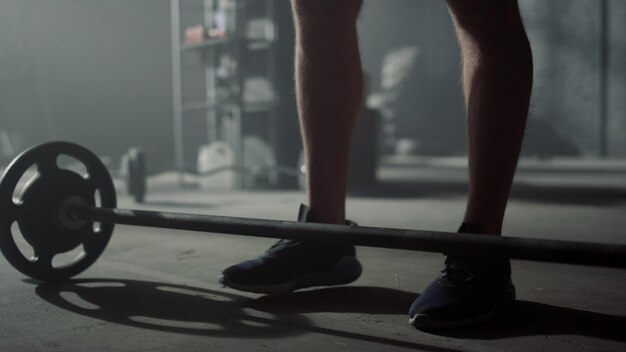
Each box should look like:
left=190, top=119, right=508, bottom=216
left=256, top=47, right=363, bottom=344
left=219, top=256, right=362, bottom=294
left=409, top=282, right=516, bottom=329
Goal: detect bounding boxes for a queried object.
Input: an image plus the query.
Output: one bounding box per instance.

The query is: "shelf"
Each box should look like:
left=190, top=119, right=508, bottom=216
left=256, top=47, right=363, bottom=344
left=181, top=37, right=274, bottom=51
left=246, top=40, right=273, bottom=51
left=181, top=100, right=275, bottom=114
left=181, top=36, right=230, bottom=51
left=172, top=0, right=279, bottom=188
left=243, top=101, right=276, bottom=113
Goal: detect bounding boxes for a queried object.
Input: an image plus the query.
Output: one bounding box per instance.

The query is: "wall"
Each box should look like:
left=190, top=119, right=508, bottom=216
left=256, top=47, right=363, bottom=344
left=0, top=0, right=173, bottom=169
left=358, top=0, right=466, bottom=155
left=0, top=0, right=624, bottom=172
left=358, top=0, right=626, bottom=158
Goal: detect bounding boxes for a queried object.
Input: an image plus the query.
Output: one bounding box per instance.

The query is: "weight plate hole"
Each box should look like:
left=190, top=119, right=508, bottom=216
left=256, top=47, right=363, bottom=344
left=56, top=155, right=87, bottom=178
left=59, top=291, right=100, bottom=311
left=156, top=286, right=234, bottom=303
left=93, top=189, right=102, bottom=233
left=51, top=244, right=85, bottom=269
left=12, top=165, right=38, bottom=205
left=128, top=315, right=223, bottom=330
left=10, top=221, right=35, bottom=261
left=76, top=282, right=126, bottom=289
left=94, top=189, right=102, bottom=208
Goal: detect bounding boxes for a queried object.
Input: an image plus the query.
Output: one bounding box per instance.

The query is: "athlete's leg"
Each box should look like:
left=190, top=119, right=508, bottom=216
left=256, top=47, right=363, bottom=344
left=410, top=0, right=533, bottom=329
left=219, top=0, right=364, bottom=294
left=292, top=0, right=364, bottom=224
left=448, top=0, right=533, bottom=235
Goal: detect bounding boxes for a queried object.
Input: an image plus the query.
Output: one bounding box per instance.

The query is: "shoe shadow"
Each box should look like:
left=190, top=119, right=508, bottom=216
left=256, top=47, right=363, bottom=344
left=436, top=300, right=626, bottom=342
left=252, top=286, right=415, bottom=315
left=253, top=286, right=626, bottom=342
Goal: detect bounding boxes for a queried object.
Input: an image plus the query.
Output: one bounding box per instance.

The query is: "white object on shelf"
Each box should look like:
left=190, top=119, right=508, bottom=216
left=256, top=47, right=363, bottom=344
left=243, top=77, right=274, bottom=104
left=197, top=142, right=235, bottom=189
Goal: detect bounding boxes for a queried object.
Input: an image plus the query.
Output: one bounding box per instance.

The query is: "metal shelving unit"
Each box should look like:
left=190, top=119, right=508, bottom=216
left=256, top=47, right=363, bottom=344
left=170, top=0, right=278, bottom=188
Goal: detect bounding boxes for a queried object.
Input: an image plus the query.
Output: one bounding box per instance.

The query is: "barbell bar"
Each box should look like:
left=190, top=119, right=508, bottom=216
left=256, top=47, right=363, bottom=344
left=1, top=141, right=625, bottom=282
left=76, top=206, right=626, bottom=268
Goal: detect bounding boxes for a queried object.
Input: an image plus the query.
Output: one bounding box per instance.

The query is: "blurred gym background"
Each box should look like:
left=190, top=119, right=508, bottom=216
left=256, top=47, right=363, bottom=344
left=1, top=0, right=625, bottom=193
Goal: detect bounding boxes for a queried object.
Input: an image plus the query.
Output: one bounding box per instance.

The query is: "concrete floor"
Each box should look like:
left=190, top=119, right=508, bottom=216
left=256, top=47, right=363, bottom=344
left=1, top=165, right=626, bottom=352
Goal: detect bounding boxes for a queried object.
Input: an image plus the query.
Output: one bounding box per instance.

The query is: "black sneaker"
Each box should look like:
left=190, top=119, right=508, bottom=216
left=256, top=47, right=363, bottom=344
left=408, top=223, right=515, bottom=329
left=219, top=205, right=362, bottom=294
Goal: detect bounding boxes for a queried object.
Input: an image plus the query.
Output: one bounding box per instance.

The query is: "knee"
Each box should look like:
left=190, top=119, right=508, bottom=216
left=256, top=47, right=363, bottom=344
left=447, top=0, right=527, bottom=45
left=291, top=0, right=363, bottom=30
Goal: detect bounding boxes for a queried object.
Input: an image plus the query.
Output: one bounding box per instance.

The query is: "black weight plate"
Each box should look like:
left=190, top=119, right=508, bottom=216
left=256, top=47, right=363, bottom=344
left=0, top=141, right=116, bottom=281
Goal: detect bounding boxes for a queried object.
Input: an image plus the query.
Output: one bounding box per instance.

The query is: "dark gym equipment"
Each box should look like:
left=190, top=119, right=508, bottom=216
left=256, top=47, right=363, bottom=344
left=120, top=147, right=147, bottom=203
left=1, top=142, right=625, bottom=282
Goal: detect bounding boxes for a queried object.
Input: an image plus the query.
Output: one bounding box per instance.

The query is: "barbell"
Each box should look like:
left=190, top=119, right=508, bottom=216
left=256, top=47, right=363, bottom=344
left=0, top=141, right=624, bottom=282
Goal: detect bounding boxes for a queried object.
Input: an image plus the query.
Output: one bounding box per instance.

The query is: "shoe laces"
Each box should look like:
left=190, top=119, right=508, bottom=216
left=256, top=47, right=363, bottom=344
left=439, top=255, right=511, bottom=286
left=266, top=239, right=299, bottom=254
left=440, top=256, right=475, bottom=283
